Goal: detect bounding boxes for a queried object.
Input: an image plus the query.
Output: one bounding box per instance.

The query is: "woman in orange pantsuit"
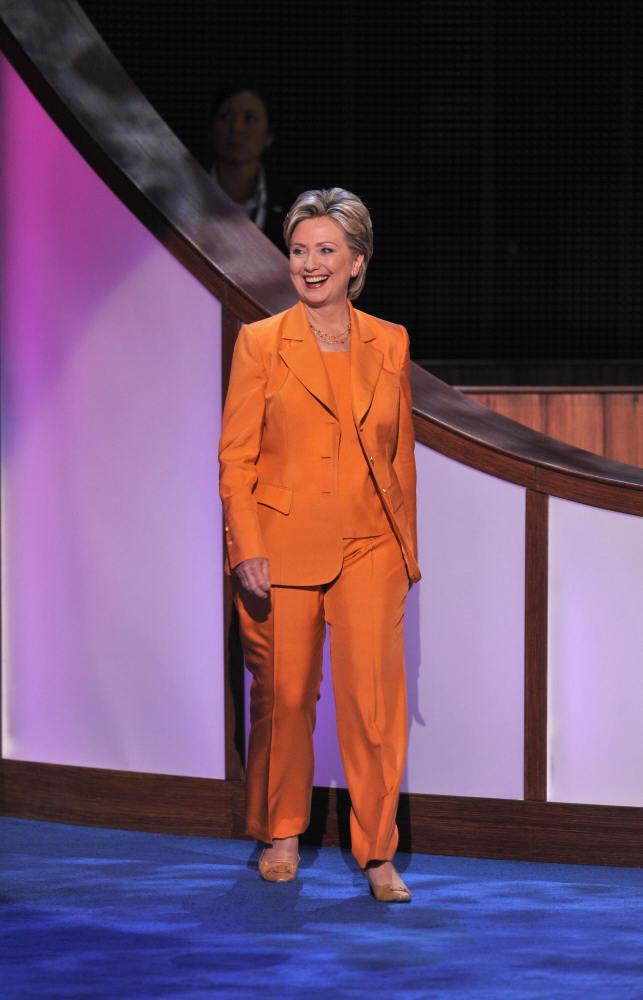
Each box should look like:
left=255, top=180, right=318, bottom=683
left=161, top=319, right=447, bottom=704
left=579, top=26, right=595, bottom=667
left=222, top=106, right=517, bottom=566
left=218, top=188, right=420, bottom=901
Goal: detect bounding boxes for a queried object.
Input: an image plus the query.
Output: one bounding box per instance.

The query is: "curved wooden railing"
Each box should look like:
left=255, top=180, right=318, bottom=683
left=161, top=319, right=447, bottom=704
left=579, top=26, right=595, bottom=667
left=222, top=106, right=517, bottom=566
left=2, top=0, right=641, bottom=511
left=1, top=0, right=296, bottom=324
left=2, top=0, right=642, bottom=865
left=412, top=371, right=642, bottom=513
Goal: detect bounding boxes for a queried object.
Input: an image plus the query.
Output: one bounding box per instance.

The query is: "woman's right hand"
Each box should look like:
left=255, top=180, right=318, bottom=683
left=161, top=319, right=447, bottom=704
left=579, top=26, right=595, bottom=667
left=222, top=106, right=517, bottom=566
left=234, top=557, right=271, bottom=598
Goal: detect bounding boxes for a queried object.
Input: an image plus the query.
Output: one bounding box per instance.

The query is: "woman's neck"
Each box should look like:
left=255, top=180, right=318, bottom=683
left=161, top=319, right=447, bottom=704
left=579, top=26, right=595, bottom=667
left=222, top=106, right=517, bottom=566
left=303, top=301, right=350, bottom=335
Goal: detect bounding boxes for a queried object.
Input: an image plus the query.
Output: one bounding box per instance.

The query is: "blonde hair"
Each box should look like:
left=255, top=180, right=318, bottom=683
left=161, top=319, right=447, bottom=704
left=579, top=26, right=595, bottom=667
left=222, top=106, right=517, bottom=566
left=283, top=187, right=373, bottom=300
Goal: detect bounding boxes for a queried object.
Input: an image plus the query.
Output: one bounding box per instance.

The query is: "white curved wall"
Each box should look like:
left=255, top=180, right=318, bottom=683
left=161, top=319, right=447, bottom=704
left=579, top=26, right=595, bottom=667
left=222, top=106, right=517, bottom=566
left=4, top=55, right=643, bottom=810
left=312, top=443, right=527, bottom=799
left=548, top=498, right=643, bottom=805
left=1, top=57, right=225, bottom=778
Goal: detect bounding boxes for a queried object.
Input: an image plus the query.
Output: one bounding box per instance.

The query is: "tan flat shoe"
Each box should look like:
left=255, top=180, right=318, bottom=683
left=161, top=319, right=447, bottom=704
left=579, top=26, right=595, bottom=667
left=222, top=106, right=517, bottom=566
left=364, top=868, right=412, bottom=902
left=368, top=880, right=412, bottom=903
left=258, top=849, right=300, bottom=883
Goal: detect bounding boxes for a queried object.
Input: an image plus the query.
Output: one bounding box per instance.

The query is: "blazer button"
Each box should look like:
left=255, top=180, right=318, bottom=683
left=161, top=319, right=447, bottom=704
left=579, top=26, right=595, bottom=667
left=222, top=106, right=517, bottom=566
left=382, top=487, right=388, bottom=493
left=369, top=456, right=374, bottom=463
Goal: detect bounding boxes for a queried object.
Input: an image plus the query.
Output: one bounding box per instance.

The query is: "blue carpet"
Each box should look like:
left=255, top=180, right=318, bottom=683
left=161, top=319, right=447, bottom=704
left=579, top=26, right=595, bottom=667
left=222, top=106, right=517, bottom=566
left=1, top=819, right=643, bottom=999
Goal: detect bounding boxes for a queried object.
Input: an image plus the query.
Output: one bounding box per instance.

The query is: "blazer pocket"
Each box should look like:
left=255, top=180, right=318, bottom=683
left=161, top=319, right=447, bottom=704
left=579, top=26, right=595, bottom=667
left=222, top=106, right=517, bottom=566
left=254, top=481, right=293, bottom=515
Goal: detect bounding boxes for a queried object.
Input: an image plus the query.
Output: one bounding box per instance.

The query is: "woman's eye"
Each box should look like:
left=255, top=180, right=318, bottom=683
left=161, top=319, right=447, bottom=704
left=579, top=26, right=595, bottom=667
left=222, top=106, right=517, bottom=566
left=321, top=247, right=334, bottom=253
left=290, top=248, right=304, bottom=256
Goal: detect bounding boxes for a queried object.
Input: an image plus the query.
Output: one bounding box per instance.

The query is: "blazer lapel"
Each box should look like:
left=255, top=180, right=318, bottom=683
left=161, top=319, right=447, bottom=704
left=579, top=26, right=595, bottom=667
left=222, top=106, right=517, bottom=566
left=278, top=301, right=338, bottom=417
left=277, top=300, right=383, bottom=425
left=349, top=302, right=383, bottom=426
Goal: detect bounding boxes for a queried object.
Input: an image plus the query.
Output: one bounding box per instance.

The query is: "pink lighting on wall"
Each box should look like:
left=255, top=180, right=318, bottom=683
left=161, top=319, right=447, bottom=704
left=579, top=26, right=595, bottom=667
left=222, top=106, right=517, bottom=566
left=548, top=498, right=643, bottom=806
left=1, top=57, right=225, bottom=778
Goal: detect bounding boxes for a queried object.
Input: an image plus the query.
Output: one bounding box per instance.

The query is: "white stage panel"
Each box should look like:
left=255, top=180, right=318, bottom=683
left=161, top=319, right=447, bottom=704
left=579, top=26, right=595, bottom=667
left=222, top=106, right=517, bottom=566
left=1, top=59, right=225, bottom=778
left=312, top=443, right=526, bottom=799
left=548, top=498, right=643, bottom=806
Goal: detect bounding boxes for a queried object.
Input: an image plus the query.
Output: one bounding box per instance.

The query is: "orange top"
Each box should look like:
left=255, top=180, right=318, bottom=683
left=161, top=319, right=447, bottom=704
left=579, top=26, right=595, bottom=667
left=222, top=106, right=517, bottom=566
left=322, top=351, right=391, bottom=538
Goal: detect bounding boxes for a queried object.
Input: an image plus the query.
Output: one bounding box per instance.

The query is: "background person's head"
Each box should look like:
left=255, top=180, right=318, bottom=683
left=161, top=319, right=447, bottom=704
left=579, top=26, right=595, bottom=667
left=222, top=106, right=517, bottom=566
left=209, top=86, right=273, bottom=172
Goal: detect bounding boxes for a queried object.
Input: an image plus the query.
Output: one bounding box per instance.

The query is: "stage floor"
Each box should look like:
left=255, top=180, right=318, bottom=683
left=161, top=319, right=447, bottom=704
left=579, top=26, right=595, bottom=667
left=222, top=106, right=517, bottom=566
left=2, top=817, right=642, bottom=998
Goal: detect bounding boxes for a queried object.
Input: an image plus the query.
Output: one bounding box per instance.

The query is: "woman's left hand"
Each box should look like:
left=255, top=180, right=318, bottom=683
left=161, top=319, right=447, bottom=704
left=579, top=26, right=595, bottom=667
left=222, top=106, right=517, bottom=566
left=234, top=556, right=271, bottom=598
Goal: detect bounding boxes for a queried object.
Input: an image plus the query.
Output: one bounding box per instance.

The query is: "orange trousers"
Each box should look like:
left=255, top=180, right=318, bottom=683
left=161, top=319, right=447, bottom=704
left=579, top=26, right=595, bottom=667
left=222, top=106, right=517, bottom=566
left=234, top=530, right=409, bottom=869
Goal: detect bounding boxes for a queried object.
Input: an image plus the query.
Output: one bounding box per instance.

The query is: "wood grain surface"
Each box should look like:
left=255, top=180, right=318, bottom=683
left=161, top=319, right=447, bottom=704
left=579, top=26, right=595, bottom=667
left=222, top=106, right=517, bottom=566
left=467, top=390, right=642, bottom=468
left=5, top=761, right=643, bottom=867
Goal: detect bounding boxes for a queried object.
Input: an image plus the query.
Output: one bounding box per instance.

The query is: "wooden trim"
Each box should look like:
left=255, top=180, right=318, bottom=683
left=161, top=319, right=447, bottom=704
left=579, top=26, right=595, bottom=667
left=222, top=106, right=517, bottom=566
left=412, top=368, right=643, bottom=497
left=0, top=6, right=296, bottom=326
left=4, top=762, right=643, bottom=867
left=535, top=468, right=643, bottom=516
left=396, top=793, right=643, bottom=867
left=221, top=307, right=245, bottom=779
left=420, top=360, right=643, bottom=388
left=221, top=308, right=241, bottom=402
left=462, top=386, right=643, bottom=395
left=223, top=572, right=245, bottom=781
left=462, top=389, right=642, bottom=468
left=414, top=410, right=643, bottom=516
left=0, top=760, right=246, bottom=839
left=524, top=492, right=548, bottom=800
left=3, top=1, right=643, bottom=875
left=2, top=3, right=643, bottom=506
left=414, top=415, right=537, bottom=489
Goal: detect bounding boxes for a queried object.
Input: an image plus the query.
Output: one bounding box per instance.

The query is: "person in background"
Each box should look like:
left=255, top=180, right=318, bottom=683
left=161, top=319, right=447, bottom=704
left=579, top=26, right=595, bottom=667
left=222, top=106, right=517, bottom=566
left=207, top=85, right=288, bottom=249
left=218, top=187, right=420, bottom=902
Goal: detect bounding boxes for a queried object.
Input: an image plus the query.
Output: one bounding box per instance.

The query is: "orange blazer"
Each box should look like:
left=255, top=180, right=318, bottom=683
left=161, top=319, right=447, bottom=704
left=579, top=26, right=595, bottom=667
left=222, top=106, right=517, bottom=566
left=218, top=299, right=421, bottom=586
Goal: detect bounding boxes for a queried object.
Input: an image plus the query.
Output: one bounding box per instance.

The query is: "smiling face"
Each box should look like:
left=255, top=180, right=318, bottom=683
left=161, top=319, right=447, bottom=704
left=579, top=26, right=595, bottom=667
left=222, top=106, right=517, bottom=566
left=288, top=217, right=364, bottom=311
left=212, top=90, right=273, bottom=167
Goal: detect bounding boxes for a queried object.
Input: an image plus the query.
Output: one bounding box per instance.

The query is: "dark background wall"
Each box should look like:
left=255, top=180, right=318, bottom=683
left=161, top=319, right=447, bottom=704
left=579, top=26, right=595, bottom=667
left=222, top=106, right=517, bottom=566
left=78, top=0, right=641, bottom=372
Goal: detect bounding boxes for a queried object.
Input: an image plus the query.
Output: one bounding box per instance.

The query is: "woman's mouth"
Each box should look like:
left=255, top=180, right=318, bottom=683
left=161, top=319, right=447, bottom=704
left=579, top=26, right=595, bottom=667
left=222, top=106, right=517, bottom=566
left=304, top=275, right=329, bottom=287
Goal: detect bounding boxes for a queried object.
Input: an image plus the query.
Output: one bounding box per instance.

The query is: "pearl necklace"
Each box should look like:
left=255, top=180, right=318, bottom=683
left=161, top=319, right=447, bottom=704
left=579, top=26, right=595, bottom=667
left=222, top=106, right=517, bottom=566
left=309, top=313, right=351, bottom=345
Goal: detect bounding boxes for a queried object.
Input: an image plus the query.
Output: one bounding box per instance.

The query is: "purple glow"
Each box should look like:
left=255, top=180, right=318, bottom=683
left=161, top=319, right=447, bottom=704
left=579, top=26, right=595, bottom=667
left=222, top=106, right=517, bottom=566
left=246, top=442, right=526, bottom=797
left=548, top=498, right=643, bottom=806
left=1, top=57, right=225, bottom=777
left=401, top=446, right=526, bottom=797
